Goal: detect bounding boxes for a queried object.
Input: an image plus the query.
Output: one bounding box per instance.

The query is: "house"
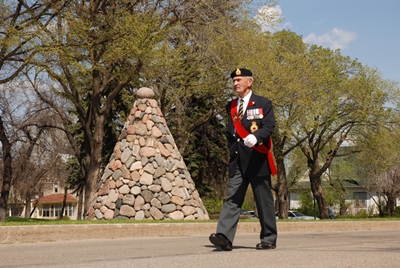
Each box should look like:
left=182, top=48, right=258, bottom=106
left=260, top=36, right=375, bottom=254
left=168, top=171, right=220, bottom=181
left=288, top=179, right=399, bottom=216
left=18, top=154, right=81, bottom=220
left=30, top=193, right=78, bottom=220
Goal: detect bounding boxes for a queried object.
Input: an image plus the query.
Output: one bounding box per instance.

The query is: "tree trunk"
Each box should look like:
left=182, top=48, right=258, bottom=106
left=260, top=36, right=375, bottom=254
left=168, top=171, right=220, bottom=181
left=309, top=173, right=328, bottom=219
left=83, top=166, right=101, bottom=218
left=337, top=183, right=347, bottom=215
left=276, top=157, right=289, bottom=218
left=339, top=191, right=347, bottom=215
left=0, top=116, right=12, bottom=222
left=60, top=188, right=67, bottom=219
left=377, top=192, right=384, bottom=217
left=30, top=199, right=39, bottom=218
left=24, top=197, right=31, bottom=218
left=79, top=187, right=84, bottom=220
left=82, top=114, right=105, bottom=217
left=386, top=194, right=396, bottom=216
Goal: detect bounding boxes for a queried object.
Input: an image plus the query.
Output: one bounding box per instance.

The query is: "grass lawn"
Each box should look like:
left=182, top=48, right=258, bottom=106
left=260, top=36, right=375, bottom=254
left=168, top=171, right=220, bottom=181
left=2, top=215, right=400, bottom=226
left=0, top=216, right=218, bottom=226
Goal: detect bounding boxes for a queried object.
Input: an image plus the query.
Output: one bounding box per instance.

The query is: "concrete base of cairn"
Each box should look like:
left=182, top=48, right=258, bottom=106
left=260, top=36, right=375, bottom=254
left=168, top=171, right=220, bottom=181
left=87, top=87, right=209, bottom=221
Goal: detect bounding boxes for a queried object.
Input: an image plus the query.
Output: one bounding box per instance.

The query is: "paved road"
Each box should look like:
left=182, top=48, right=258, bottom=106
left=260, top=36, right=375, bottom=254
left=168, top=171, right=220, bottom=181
left=1, top=229, right=399, bottom=268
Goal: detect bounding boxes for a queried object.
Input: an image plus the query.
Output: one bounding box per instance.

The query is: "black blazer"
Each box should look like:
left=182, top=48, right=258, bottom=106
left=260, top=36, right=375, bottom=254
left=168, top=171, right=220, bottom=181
left=225, top=92, right=276, bottom=178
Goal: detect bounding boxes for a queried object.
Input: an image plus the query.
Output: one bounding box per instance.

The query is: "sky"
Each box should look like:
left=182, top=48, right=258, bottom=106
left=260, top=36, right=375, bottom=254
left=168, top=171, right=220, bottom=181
left=257, top=0, right=400, bottom=83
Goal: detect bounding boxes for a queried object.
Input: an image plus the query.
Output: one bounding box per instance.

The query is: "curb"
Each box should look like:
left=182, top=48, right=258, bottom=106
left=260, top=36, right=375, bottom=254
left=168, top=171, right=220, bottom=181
left=1, top=220, right=400, bottom=244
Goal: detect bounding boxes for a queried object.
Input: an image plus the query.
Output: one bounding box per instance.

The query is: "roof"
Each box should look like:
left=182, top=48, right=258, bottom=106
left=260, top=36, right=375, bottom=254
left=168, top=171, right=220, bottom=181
left=290, top=180, right=364, bottom=192
left=37, top=193, right=77, bottom=204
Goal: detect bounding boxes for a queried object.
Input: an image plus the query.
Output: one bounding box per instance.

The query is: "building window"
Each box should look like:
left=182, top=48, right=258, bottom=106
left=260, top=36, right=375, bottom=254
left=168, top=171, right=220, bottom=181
left=55, top=206, right=62, bottom=217
left=353, top=192, right=367, bottom=208
left=42, top=205, right=49, bottom=217
left=67, top=204, right=75, bottom=217
left=39, top=203, right=76, bottom=218
left=54, top=183, right=58, bottom=193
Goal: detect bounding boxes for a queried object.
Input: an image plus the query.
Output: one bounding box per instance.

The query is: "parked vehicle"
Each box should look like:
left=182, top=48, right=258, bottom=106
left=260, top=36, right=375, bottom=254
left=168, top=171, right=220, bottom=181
left=247, top=210, right=257, bottom=217
left=240, top=209, right=255, bottom=219
left=275, top=210, right=319, bottom=220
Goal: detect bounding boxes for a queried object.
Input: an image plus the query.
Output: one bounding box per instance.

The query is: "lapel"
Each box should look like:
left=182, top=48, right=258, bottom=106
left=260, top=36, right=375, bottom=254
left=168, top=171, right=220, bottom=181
left=243, top=93, right=257, bottom=122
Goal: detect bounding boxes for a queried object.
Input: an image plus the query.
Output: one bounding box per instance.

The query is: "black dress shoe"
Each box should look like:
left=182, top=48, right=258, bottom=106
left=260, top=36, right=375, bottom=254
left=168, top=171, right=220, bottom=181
left=209, top=233, right=233, bottom=251
left=256, top=242, right=276, bottom=250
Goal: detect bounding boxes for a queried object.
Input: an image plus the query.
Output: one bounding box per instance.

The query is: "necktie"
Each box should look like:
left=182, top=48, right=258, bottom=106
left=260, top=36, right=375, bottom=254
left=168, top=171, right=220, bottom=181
left=238, top=99, right=244, bottom=120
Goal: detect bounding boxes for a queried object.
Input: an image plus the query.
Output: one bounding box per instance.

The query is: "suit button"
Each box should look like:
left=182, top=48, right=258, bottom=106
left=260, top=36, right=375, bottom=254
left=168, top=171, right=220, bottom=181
left=237, top=138, right=240, bottom=142
left=235, top=151, right=238, bottom=154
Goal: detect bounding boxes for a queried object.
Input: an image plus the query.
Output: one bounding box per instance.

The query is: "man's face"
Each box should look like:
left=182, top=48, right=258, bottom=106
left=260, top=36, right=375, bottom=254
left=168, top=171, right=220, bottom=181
left=232, top=76, right=252, bottom=97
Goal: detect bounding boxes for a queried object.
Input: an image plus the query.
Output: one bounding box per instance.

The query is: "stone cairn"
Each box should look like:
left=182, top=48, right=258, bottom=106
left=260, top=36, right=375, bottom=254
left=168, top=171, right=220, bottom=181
left=87, top=87, right=209, bottom=221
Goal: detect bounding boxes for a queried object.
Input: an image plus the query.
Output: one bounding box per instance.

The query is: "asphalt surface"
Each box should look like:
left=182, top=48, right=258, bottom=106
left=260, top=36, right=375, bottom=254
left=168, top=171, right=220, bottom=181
left=1, top=221, right=400, bottom=267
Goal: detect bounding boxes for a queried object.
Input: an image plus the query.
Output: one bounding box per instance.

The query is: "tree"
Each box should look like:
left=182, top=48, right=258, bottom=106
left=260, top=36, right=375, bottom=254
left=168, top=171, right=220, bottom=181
left=31, top=0, right=280, bottom=216
left=0, top=76, right=73, bottom=219
left=0, top=1, right=65, bottom=83
left=249, top=28, right=400, bottom=219
left=0, top=114, right=11, bottom=222
left=354, top=123, right=400, bottom=216
left=376, top=165, right=400, bottom=216
left=327, top=152, right=357, bottom=215
left=292, top=48, right=399, bottom=219
left=253, top=30, right=312, bottom=218
left=0, top=0, right=67, bottom=222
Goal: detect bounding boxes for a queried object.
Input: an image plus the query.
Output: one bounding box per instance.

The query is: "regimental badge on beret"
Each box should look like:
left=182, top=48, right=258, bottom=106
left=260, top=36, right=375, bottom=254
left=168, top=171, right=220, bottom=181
left=236, top=68, right=241, bottom=75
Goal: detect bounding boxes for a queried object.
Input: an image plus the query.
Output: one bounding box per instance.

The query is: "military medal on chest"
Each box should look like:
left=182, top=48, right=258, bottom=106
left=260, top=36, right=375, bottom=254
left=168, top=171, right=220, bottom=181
left=246, top=108, right=264, bottom=120
left=250, top=121, right=258, bottom=133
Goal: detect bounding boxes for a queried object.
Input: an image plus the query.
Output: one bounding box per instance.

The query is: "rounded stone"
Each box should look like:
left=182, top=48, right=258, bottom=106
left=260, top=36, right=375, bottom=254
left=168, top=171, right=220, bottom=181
left=104, top=209, right=114, bottom=220
left=120, top=205, right=136, bottom=217
left=136, top=87, right=155, bottom=99
left=135, top=210, right=145, bottom=220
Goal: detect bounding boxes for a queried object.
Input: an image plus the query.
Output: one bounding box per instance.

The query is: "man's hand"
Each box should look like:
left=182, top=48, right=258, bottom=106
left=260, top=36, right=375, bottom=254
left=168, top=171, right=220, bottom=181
left=244, top=134, right=257, bottom=147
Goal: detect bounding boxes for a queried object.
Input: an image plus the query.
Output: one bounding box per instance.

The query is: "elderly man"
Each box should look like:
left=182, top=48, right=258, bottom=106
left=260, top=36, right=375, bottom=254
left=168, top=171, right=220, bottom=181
left=209, top=68, right=277, bottom=251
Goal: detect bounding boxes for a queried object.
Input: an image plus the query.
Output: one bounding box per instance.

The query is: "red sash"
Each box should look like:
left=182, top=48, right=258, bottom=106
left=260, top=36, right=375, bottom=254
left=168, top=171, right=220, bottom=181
left=230, top=99, right=277, bottom=176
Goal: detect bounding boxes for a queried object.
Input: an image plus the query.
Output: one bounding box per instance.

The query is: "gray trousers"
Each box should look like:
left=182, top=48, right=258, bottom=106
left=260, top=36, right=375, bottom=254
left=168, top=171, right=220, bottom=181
left=216, top=166, right=277, bottom=244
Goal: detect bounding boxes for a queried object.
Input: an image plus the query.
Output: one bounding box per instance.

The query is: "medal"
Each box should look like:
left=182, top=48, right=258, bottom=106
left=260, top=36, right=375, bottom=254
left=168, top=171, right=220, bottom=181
left=233, top=114, right=239, bottom=123
left=250, top=122, right=258, bottom=133
left=247, top=108, right=264, bottom=120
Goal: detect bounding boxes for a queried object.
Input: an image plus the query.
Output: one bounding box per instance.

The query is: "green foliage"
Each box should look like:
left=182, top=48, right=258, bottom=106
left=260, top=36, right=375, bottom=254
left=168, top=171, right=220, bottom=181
left=336, top=205, right=375, bottom=219
left=285, top=148, right=310, bottom=186
left=102, top=87, right=135, bottom=167
left=241, top=201, right=254, bottom=212
left=202, top=198, right=224, bottom=215
left=242, top=188, right=256, bottom=211
left=336, top=209, right=369, bottom=219
left=64, top=156, right=84, bottom=192
left=367, top=205, right=376, bottom=217
left=4, top=217, right=51, bottom=224
left=355, top=209, right=368, bottom=218
left=201, top=193, right=253, bottom=215
left=393, top=207, right=400, bottom=217
left=322, top=189, right=336, bottom=205
left=298, top=192, right=319, bottom=217
left=3, top=1, right=400, bottom=221
left=183, top=101, right=230, bottom=197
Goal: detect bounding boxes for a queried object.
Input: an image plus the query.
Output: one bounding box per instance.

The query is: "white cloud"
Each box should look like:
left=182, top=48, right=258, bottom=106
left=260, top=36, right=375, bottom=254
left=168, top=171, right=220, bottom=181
left=282, top=21, right=292, bottom=29
left=254, top=5, right=283, bottom=32
left=303, top=28, right=357, bottom=50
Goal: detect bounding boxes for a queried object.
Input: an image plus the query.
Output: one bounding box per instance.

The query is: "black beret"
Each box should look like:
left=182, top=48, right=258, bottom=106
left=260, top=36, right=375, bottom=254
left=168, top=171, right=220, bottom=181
left=230, top=68, right=252, bottom=78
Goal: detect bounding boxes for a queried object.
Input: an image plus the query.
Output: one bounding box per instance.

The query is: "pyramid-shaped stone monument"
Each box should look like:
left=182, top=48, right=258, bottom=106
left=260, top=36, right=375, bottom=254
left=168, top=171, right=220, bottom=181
left=87, top=87, right=209, bottom=221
